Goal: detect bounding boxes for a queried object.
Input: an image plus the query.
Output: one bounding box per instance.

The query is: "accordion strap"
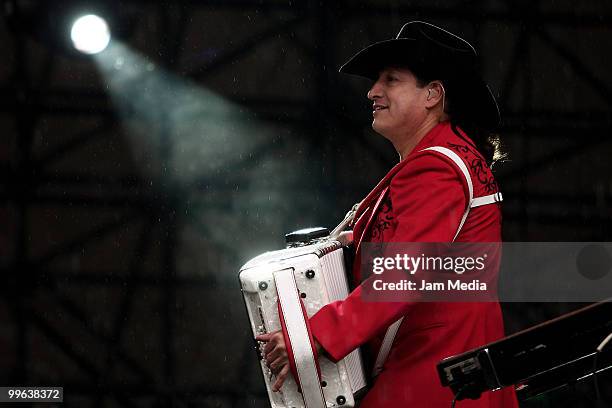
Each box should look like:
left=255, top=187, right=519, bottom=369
left=329, top=201, right=361, bottom=239
left=274, top=269, right=325, bottom=408
left=372, top=146, right=503, bottom=377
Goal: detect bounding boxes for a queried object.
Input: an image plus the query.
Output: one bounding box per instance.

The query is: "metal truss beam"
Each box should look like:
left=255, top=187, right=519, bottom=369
left=187, top=14, right=308, bottom=80
left=340, top=4, right=612, bottom=28
left=535, top=27, right=612, bottom=106
left=24, top=269, right=221, bottom=287
left=12, top=303, right=141, bottom=408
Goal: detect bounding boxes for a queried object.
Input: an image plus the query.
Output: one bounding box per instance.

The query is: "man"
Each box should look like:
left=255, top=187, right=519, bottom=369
left=258, top=21, right=519, bottom=407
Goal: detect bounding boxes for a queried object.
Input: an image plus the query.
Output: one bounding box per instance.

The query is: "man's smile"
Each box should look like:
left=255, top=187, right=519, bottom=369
left=373, top=103, right=388, bottom=113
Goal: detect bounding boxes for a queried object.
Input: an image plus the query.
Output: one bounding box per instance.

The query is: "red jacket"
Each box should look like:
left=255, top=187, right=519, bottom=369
left=309, top=122, right=519, bottom=407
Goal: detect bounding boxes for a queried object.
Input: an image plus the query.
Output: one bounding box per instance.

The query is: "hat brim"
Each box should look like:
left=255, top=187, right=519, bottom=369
left=340, top=39, right=424, bottom=80
left=339, top=39, right=501, bottom=130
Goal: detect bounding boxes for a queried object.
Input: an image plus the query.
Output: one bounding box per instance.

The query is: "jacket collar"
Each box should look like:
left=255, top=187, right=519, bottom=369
left=354, top=121, right=452, bottom=218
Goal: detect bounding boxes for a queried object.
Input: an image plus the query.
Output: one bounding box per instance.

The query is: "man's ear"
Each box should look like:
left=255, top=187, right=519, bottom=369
left=424, top=81, right=445, bottom=109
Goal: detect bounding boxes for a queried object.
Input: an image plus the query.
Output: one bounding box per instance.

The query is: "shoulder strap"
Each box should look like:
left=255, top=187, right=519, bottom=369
left=372, top=146, right=503, bottom=377
left=422, top=146, right=473, bottom=242
left=330, top=201, right=361, bottom=239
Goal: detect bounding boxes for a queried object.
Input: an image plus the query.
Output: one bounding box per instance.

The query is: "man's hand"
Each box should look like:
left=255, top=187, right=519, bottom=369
left=256, top=331, right=289, bottom=391
left=256, top=330, right=324, bottom=392
left=337, top=230, right=354, bottom=246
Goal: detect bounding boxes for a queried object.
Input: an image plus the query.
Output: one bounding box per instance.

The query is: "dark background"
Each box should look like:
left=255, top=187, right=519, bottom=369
left=1, top=0, right=611, bottom=406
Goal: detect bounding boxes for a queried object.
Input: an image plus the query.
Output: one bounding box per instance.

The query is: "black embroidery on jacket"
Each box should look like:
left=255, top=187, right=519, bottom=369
left=447, top=142, right=498, bottom=193
left=370, top=195, right=393, bottom=242
left=447, top=142, right=470, bottom=155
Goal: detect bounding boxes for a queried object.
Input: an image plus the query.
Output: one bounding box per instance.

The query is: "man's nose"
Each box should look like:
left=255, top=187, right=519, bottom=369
left=367, top=81, right=382, bottom=100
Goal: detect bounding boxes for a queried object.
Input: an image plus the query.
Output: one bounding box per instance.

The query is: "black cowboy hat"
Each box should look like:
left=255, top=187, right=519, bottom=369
left=340, top=21, right=501, bottom=131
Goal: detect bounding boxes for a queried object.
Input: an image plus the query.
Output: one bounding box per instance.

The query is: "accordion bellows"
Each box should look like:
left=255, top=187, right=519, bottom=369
left=240, top=239, right=367, bottom=408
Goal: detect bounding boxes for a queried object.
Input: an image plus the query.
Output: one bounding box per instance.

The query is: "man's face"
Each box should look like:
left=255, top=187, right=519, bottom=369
left=367, top=67, right=428, bottom=140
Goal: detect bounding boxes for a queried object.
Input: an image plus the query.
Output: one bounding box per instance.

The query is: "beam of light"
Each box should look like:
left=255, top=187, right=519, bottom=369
left=70, top=14, right=111, bottom=55
left=92, top=42, right=325, bottom=263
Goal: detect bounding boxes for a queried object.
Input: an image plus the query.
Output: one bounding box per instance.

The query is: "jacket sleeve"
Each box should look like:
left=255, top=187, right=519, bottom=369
left=309, top=152, right=468, bottom=362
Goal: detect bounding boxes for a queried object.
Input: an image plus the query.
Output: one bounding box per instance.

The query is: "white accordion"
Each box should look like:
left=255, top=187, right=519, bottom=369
left=239, top=228, right=367, bottom=408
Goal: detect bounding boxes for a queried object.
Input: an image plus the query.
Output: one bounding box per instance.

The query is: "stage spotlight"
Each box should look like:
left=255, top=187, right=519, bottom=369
left=70, top=14, right=111, bottom=55
left=4, top=1, right=137, bottom=57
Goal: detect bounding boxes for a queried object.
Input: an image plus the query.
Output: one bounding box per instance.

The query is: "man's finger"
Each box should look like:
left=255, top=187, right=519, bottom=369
left=263, top=332, right=284, bottom=355
left=255, top=332, right=273, bottom=342
left=264, top=338, right=278, bottom=355
left=266, top=342, right=288, bottom=364
left=272, top=364, right=290, bottom=392
left=269, top=355, right=288, bottom=372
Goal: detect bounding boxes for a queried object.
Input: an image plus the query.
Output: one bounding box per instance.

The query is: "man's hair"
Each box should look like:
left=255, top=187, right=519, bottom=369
left=413, top=74, right=505, bottom=167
